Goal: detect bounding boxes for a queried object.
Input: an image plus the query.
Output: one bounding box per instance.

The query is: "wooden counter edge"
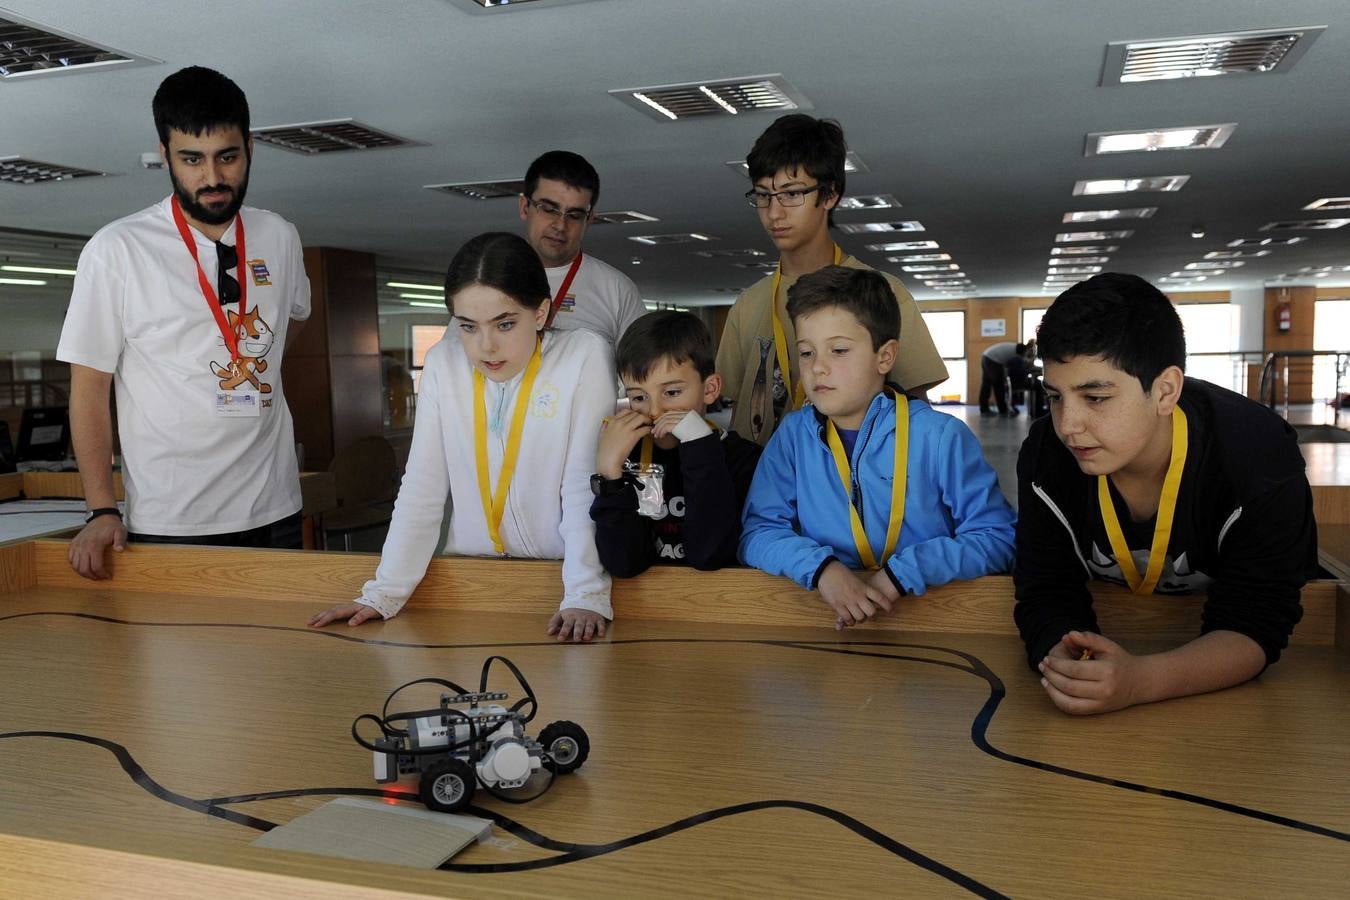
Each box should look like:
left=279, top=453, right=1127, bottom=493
left=6, top=539, right=1343, bottom=649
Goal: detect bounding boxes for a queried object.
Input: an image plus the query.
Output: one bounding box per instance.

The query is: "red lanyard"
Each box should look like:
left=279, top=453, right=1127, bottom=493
left=544, top=252, right=584, bottom=328
left=171, top=195, right=246, bottom=361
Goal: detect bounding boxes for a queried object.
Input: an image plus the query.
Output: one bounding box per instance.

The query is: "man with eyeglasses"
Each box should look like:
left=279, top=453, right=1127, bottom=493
left=57, top=66, right=311, bottom=578
left=716, top=115, right=948, bottom=446
left=518, top=150, right=646, bottom=349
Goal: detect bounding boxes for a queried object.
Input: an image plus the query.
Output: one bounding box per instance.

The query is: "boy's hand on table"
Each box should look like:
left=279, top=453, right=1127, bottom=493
left=547, top=608, right=608, bottom=642
left=308, top=601, right=382, bottom=628
left=817, top=561, right=893, bottom=630
left=867, top=568, right=902, bottom=605
left=1038, top=630, right=1145, bottom=715
left=68, top=515, right=127, bottom=580
left=596, top=410, right=652, bottom=479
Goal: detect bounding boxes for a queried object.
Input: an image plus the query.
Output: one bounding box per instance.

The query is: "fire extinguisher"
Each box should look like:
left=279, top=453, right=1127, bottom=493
left=1276, top=300, right=1292, bottom=333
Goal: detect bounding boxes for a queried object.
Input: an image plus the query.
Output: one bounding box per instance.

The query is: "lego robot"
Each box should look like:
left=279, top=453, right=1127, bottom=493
left=352, top=655, right=589, bottom=813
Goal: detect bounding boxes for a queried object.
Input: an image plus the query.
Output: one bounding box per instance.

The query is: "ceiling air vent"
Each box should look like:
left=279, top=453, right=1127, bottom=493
left=252, top=119, right=413, bottom=154
left=613, top=74, right=807, bottom=122
left=0, top=156, right=106, bottom=184
left=0, top=13, right=153, bottom=79
left=837, top=221, right=924, bottom=234
left=590, top=210, right=659, bottom=225
left=628, top=233, right=716, bottom=245
left=1260, top=219, right=1349, bottom=231
left=424, top=179, right=527, bottom=200
left=1102, top=27, right=1324, bottom=85
left=838, top=194, right=902, bottom=210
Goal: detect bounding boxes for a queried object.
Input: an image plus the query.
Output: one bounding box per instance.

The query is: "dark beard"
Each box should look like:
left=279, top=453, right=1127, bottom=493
left=170, top=162, right=250, bottom=226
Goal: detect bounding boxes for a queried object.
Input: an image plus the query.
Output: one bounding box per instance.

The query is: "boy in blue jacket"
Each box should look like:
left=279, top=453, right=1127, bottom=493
left=739, top=266, right=1015, bottom=628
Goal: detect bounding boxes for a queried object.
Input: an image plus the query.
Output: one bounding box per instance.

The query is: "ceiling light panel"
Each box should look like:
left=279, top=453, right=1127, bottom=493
left=1085, top=124, right=1235, bottom=156
left=1063, top=208, right=1156, bottom=222
left=837, top=194, right=902, bottom=210
left=1185, top=260, right=1244, bottom=269
left=253, top=119, right=413, bottom=154
left=903, top=264, right=960, bottom=272
left=1051, top=245, right=1119, bottom=255
left=1072, top=176, right=1189, bottom=195
left=1228, top=237, right=1306, bottom=247
left=1056, top=230, right=1134, bottom=242
left=0, top=13, right=154, bottom=79
left=1048, top=265, right=1102, bottom=275
left=1304, top=197, right=1350, bottom=211
left=628, top=233, right=716, bottom=245
left=694, top=249, right=766, bottom=258
left=1204, top=249, right=1270, bottom=259
left=866, top=241, right=939, bottom=252
left=1046, top=257, right=1109, bottom=265
left=836, top=221, right=924, bottom=234
left=886, top=253, right=951, bottom=263
left=1260, top=219, right=1350, bottom=231
left=424, top=179, right=527, bottom=199
left=613, top=74, right=807, bottom=121
left=0, top=156, right=107, bottom=183
left=1102, top=27, right=1323, bottom=85
left=725, top=149, right=867, bottom=177
left=589, top=210, right=659, bottom=225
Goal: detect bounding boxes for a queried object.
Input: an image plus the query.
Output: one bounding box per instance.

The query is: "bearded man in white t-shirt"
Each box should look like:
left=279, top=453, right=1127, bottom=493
left=57, top=66, right=311, bottom=578
left=518, top=150, right=646, bottom=349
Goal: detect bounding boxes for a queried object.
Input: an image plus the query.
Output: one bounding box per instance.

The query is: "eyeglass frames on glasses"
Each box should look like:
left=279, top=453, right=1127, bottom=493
left=744, top=185, right=825, bottom=209
left=526, top=197, right=591, bottom=225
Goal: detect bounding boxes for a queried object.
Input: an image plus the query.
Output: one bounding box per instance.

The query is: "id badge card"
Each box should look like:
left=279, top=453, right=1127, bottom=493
left=215, top=390, right=261, bottom=418
left=624, top=459, right=666, bottom=519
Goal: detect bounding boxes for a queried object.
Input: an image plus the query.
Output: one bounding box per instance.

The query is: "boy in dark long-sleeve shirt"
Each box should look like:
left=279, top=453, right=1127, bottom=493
left=1015, top=273, right=1317, bottom=715
left=590, top=312, right=761, bottom=575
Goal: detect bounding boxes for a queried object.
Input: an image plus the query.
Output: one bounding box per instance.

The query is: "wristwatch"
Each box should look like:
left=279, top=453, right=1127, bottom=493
left=590, top=473, right=630, bottom=497
left=85, top=507, right=122, bottom=524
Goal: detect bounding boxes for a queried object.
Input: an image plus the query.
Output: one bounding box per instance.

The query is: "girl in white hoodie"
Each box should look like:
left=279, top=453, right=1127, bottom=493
left=308, top=232, right=615, bottom=641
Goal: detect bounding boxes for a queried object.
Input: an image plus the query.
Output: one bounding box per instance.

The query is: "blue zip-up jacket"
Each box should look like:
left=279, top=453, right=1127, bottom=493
left=739, top=391, right=1016, bottom=594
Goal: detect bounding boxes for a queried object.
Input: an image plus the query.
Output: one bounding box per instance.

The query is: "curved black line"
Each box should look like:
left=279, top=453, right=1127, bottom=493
left=4, top=613, right=1346, bottom=863
left=0, top=731, right=278, bottom=831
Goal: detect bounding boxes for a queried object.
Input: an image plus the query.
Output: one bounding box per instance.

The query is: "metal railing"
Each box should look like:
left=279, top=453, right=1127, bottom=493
left=1259, top=349, right=1350, bottom=417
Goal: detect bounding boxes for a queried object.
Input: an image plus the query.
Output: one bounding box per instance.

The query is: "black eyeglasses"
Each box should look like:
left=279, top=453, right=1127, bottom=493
left=216, top=241, right=240, bottom=305
left=744, top=185, right=824, bottom=209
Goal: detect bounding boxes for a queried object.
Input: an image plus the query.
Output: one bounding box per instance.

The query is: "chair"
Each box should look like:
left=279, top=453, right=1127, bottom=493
left=321, top=435, right=399, bottom=550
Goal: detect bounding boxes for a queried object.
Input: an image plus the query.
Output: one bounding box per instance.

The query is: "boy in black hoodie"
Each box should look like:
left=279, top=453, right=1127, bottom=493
left=590, top=312, right=761, bottom=575
left=1014, top=273, right=1317, bottom=715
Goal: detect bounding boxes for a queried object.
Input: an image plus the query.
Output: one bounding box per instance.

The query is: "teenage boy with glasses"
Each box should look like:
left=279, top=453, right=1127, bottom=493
left=57, top=66, right=311, bottom=578
left=518, top=150, right=646, bottom=349
left=716, top=115, right=949, bottom=446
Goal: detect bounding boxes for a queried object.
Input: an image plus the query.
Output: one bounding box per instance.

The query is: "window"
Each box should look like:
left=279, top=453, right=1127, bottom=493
left=1021, top=307, right=1048, bottom=345
left=1313, top=299, right=1350, bottom=402
left=920, top=309, right=966, bottom=402
left=1175, top=303, right=1241, bottom=391
left=411, top=324, right=447, bottom=393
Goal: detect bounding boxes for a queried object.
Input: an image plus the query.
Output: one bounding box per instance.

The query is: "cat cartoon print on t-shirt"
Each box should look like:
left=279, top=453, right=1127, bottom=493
left=209, top=306, right=275, bottom=394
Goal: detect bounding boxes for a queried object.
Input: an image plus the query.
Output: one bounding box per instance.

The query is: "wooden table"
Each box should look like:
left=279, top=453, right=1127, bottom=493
left=0, top=471, right=338, bottom=549
left=1, top=540, right=1347, bottom=898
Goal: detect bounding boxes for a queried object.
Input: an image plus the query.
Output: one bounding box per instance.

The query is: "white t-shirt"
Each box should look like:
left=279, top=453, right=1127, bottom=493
left=57, top=197, right=310, bottom=535
left=544, top=253, right=646, bottom=348
left=357, top=328, right=616, bottom=620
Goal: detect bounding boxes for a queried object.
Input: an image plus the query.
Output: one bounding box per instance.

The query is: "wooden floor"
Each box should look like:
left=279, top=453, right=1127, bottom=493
left=1, top=541, right=1347, bottom=898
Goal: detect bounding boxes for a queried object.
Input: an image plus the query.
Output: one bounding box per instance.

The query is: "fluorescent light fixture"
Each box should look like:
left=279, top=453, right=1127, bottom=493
left=0, top=277, right=47, bottom=285
left=902, top=263, right=959, bottom=272
left=0, top=264, right=77, bottom=276
left=837, top=194, right=902, bottom=210
left=1259, top=219, right=1350, bottom=231
left=399, top=293, right=445, bottom=301
left=387, top=281, right=443, bottom=292
left=1228, top=237, right=1306, bottom=247
left=407, top=301, right=444, bottom=308
left=924, top=280, right=971, bottom=288
left=1047, top=265, right=1102, bottom=275
left=1051, top=245, right=1119, bottom=255
left=1184, top=260, right=1243, bottom=269
left=1085, top=124, right=1235, bottom=156
left=1063, top=207, right=1156, bottom=222
left=1304, top=197, right=1350, bottom=211
left=1072, top=175, right=1190, bottom=195
left=914, top=272, right=965, bottom=280
left=1204, top=249, right=1270, bottom=259
left=866, top=241, right=939, bottom=252
left=1047, top=257, right=1109, bottom=266
left=836, top=221, right=924, bottom=234
left=694, top=249, right=766, bottom=258
left=1169, top=271, right=1214, bottom=278
left=615, top=75, right=806, bottom=122
left=1102, top=28, right=1324, bottom=85
left=1056, top=230, right=1133, bottom=242
left=725, top=149, right=867, bottom=177
left=628, top=233, right=716, bottom=245
left=886, top=253, right=951, bottom=263
left=590, top=210, right=661, bottom=225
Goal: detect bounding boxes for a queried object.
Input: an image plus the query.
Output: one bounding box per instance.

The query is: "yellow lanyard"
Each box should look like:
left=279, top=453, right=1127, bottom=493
left=824, top=392, right=908, bottom=570
left=771, top=244, right=843, bottom=412
left=472, top=338, right=543, bottom=555
left=1098, top=408, right=1188, bottom=595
